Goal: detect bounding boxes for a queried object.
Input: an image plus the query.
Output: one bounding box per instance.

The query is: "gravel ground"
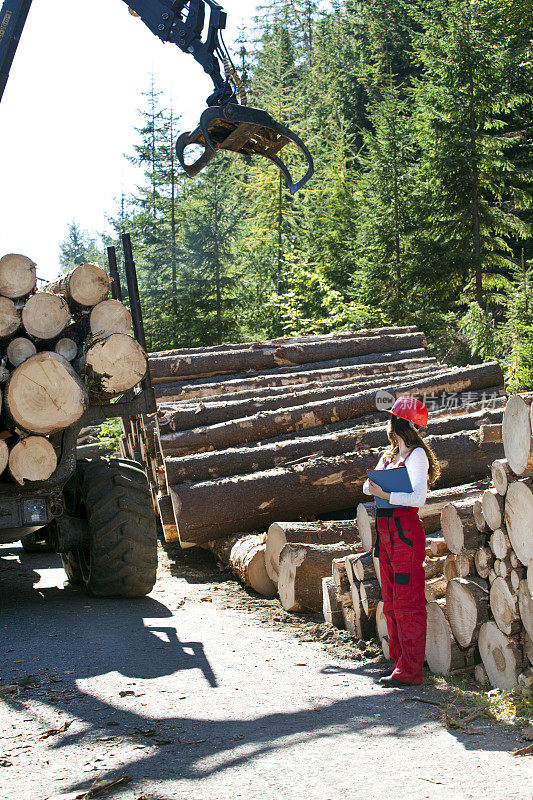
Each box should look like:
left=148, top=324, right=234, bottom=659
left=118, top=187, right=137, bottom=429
left=0, top=541, right=531, bottom=800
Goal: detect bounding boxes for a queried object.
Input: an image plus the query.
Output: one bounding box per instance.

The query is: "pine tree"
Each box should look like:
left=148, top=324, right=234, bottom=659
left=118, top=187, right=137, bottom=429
left=59, top=221, right=102, bottom=273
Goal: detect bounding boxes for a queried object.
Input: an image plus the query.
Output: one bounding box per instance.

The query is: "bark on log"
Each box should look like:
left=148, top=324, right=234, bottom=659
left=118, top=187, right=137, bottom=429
left=80, top=334, right=147, bottom=397
left=332, top=558, right=352, bottom=605
left=351, top=553, right=376, bottom=582
left=502, top=393, right=533, bottom=476
left=152, top=327, right=420, bottom=357
left=443, top=551, right=475, bottom=581
left=525, top=633, right=533, bottom=666
left=0, top=253, right=37, bottom=299
left=0, top=297, right=20, bottom=340
left=23, top=293, right=71, bottom=341
left=166, top=364, right=441, bottom=431
left=155, top=356, right=438, bottom=403
left=446, top=577, right=489, bottom=648
left=6, top=337, right=36, bottom=367
left=491, top=459, right=511, bottom=496
left=264, top=521, right=359, bottom=583
left=479, top=424, right=502, bottom=443
left=359, top=579, right=380, bottom=618
left=90, top=299, right=132, bottom=336
left=171, top=450, right=372, bottom=547
left=478, top=621, right=522, bottom=689
left=490, top=576, right=521, bottom=636
left=278, top=542, right=356, bottom=613
left=46, top=263, right=110, bottom=308
left=482, top=488, right=505, bottom=531
left=441, top=497, right=486, bottom=555
left=162, top=408, right=504, bottom=483
left=518, top=668, right=533, bottom=689
left=357, top=481, right=488, bottom=551
left=475, top=547, right=494, bottom=579
left=428, top=536, right=449, bottom=556
left=159, top=363, right=503, bottom=456
left=504, top=479, right=533, bottom=566
left=149, top=331, right=428, bottom=381
left=54, top=337, right=78, bottom=361
left=342, top=605, right=358, bottom=637
left=425, top=556, right=447, bottom=580
left=518, top=579, right=533, bottom=639
left=208, top=533, right=276, bottom=597
left=6, top=352, right=89, bottom=435
left=425, top=601, right=475, bottom=674
left=322, top=577, right=344, bottom=628
left=8, top=436, right=57, bottom=485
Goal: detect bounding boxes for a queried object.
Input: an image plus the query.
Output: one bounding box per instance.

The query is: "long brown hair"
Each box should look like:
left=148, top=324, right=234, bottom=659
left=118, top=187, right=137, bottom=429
left=385, top=414, right=441, bottom=486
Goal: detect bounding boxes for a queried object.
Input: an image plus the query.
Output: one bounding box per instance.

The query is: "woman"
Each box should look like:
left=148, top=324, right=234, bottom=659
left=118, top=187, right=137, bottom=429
left=363, top=396, right=440, bottom=687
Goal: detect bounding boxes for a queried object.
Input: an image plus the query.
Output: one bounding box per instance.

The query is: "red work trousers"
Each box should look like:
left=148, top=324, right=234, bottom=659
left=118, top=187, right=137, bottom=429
left=376, top=507, right=426, bottom=684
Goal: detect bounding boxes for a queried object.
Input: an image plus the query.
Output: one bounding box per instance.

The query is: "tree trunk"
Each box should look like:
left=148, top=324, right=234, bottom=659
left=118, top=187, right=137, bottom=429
left=357, top=481, right=488, bottom=551
left=0, top=297, right=21, bottom=341
left=490, top=576, right=521, bottom=636
left=445, top=577, right=489, bottom=647
left=6, top=337, right=36, bottom=367
left=481, top=488, right=504, bottom=531
left=162, top=407, right=504, bottom=482
left=165, top=364, right=441, bottom=432
left=160, top=363, right=504, bottom=456
left=425, top=576, right=447, bottom=602
left=265, top=520, right=359, bottom=583
left=0, top=439, right=9, bottom=478
left=155, top=355, right=437, bottom=402
left=473, top=499, right=488, bottom=533
left=22, top=293, right=71, bottom=341
left=441, top=496, right=486, bottom=555
left=170, top=450, right=374, bottom=546
left=46, top=263, right=110, bottom=308
left=149, top=331, right=428, bottom=381
left=8, top=436, right=57, bottom=485
left=502, top=393, right=533, bottom=476
left=79, top=333, right=147, bottom=397
left=425, top=600, right=476, bottom=674
left=208, top=533, right=276, bottom=597
left=443, top=551, right=475, bottom=580
left=0, top=253, right=37, bottom=299
left=322, top=577, right=344, bottom=628
left=54, top=338, right=78, bottom=361
left=478, top=621, right=522, bottom=689
left=90, top=299, right=132, bottom=336
left=278, top=542, right=356, bottom=613
left=503, top=479, right=533, bottom=566
left=6, top=352, right=89, bottom=435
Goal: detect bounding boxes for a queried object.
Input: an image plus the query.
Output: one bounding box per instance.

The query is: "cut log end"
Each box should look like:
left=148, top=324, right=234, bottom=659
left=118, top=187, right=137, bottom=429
left=502, top=394, right=533, bottom=476
left=0, top=253, right=37, bottom=299
left=479, top=621, right=521, bottom=690
left=23, top=293, right=71, bottom=341
left=54, top=338, right=78, bottom=362
left=90, top=299, right=132, bottom=337
left=7, top=352, right=89, bottom=435
left=84, top=334, right=147, bottom=395
left=8, top=436, right=57, bottom=485
left=7, top=337, right=36, bottom=367
left=0, top=296, right=21, bottom=340
left=66, top=263, right=110, bottom=307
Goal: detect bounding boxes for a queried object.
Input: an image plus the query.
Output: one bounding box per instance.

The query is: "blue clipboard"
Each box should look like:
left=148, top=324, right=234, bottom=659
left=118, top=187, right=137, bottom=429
left=367, top=466, right=413, bottom=509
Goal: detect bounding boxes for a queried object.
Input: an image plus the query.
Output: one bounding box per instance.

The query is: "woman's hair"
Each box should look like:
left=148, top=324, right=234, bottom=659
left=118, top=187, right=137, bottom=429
left=385, top=414, right=441, bottom=486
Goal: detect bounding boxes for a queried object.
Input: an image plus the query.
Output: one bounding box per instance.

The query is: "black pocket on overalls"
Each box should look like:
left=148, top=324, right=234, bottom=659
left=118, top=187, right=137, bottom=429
left=394, top=517, right=413, bottom=547
left=394, top=570, right=412, bottom=600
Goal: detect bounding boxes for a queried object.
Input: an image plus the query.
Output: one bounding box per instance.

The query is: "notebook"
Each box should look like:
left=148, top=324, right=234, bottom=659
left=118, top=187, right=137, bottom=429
left=366, top=466, right=413, bottom=509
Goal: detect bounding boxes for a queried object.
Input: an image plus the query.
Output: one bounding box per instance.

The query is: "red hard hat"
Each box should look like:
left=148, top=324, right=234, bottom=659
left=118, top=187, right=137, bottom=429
left=387, top=396, right=428, bottom=428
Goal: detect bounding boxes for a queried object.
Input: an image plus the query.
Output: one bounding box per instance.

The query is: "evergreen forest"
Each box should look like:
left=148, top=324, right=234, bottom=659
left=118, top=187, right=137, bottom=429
left=59, top=0, right=533, bottom=391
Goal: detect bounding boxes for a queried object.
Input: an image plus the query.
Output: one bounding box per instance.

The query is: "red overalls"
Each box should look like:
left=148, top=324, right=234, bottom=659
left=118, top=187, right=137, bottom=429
left=375, top=450, right=427, bottom=684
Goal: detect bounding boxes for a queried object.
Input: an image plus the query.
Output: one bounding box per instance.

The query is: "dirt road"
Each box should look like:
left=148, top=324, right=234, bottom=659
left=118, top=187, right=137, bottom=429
left=0, top=542, right=530, bottom=800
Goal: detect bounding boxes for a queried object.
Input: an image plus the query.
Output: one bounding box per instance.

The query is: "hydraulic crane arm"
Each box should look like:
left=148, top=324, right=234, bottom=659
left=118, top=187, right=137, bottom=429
left=0, top=0, right=313, bottom=193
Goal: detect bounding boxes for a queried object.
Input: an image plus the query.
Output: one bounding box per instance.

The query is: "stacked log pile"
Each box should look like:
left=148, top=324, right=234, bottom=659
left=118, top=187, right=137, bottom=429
left=0, top=253, right=148, bottom=485
left=133, top=327, right=505, bottom=547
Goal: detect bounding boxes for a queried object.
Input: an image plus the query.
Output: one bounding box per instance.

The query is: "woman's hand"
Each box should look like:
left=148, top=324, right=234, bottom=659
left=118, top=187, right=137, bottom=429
left=367, top=480, right=390, bottom=502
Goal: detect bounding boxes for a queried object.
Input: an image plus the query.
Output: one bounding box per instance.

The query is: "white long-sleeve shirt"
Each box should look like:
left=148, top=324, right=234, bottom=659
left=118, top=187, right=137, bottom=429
left=363, top=447, right=429, bottom=508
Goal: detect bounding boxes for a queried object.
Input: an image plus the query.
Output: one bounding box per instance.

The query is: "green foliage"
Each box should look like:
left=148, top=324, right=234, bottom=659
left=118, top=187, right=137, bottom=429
left=96, top=418, right=122, bottom=453
left=60, top=0, right=533, bottom=383
left=59, top=221, right=103, bottom=273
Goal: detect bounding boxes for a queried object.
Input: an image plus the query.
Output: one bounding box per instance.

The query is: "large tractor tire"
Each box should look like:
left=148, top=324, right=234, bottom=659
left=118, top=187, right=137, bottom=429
left=66, top=459, right=157, bottom=597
